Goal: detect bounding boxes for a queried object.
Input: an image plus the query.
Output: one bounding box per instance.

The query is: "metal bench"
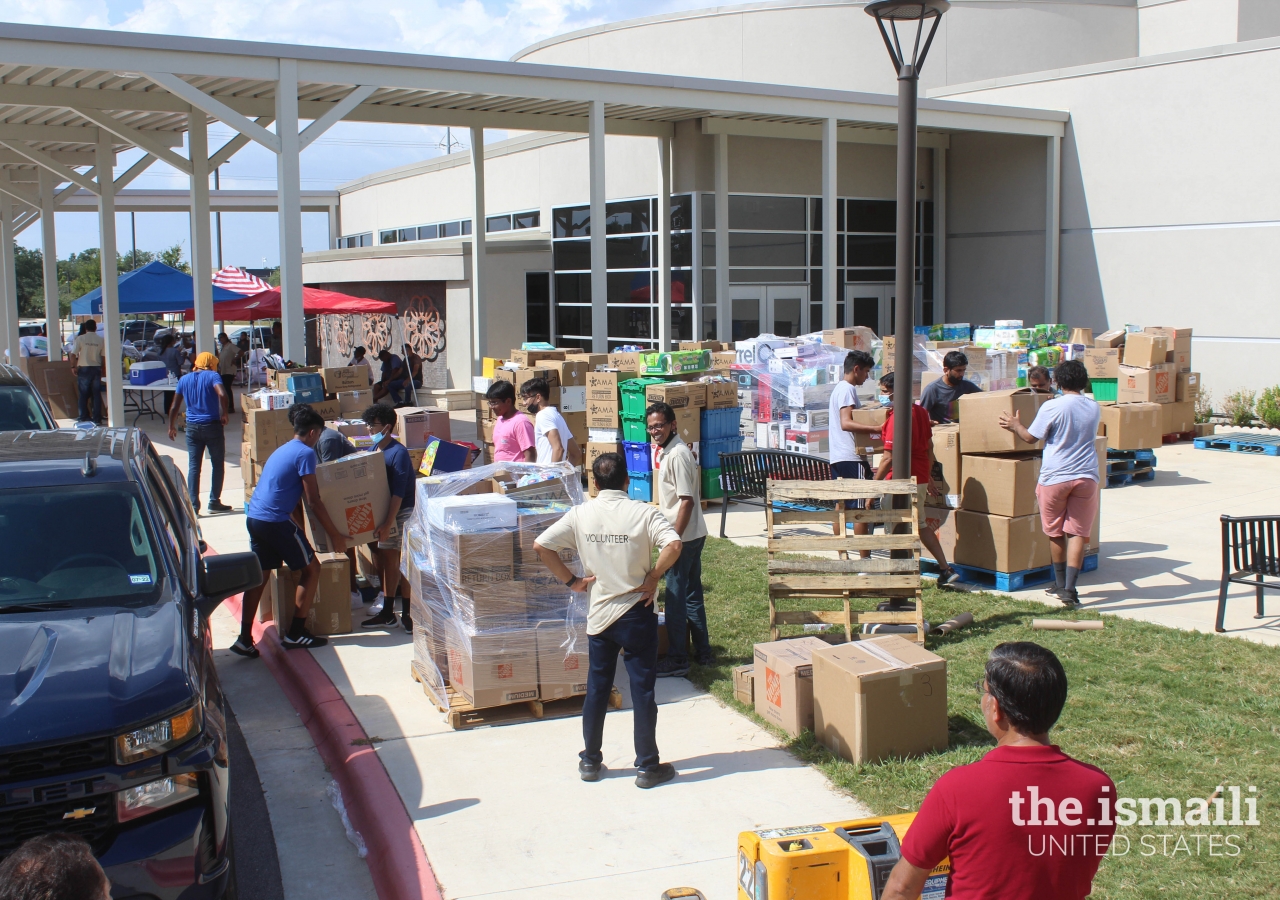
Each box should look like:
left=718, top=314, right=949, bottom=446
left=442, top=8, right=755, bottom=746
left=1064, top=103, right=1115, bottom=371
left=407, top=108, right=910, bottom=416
left=1216, top=514, right=1280, bottom=632
left=716, top=449, right=833, bottom=539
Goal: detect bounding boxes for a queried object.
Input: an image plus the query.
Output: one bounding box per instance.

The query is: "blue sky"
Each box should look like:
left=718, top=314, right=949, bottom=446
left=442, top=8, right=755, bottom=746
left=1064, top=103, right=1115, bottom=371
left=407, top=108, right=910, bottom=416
left=6, top=0, right=708, bottom=266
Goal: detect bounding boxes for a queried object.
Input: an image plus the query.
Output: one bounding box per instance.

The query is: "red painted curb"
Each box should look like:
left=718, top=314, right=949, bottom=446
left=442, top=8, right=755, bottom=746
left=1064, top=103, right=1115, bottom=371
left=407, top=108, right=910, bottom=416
left=224, top=593, right=443, bottom=900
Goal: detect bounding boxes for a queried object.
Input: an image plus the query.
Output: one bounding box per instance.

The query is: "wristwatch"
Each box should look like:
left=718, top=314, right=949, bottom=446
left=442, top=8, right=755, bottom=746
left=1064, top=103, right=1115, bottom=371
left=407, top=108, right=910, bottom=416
left=564, top=574, right=579, bottom=587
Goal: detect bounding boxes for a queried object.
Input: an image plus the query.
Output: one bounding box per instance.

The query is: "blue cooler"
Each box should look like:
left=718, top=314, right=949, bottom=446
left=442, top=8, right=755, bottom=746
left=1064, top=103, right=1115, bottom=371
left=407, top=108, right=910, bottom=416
left=129, top=361, right=168, bottom=385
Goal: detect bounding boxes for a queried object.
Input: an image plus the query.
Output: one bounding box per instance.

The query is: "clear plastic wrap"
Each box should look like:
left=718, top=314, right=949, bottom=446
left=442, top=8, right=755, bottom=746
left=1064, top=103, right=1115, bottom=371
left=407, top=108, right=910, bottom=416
left=404, top=462, right=588, bottom=710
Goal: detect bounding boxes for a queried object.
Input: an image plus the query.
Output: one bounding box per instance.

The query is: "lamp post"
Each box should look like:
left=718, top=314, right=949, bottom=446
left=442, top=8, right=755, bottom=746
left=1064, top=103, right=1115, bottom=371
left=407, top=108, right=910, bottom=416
left=865, top=0, right=948, bottom=484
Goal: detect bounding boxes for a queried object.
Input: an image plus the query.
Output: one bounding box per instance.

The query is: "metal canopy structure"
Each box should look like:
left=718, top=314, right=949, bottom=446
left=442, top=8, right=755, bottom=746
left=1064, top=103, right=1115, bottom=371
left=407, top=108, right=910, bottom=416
left=0, top=21, right=1066, bottom=426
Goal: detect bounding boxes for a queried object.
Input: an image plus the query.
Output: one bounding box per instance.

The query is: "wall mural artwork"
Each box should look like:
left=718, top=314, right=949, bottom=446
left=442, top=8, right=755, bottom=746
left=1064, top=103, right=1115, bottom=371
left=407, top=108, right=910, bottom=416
left=316, top=281, right=449, bottom=390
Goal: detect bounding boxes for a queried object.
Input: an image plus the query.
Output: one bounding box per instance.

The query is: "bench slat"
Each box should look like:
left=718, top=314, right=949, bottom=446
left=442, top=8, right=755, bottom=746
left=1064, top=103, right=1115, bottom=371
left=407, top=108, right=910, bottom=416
left=769, top=478, right=917, bottom=500
left=769, top=558, right=919, bottom=574
left=768, top=535, right=920, bottom=552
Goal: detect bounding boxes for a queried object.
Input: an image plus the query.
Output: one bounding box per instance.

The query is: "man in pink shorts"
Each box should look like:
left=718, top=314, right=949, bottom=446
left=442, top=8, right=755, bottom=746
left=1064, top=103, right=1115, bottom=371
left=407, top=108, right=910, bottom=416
left=999, top=359, right=1101, bottom=607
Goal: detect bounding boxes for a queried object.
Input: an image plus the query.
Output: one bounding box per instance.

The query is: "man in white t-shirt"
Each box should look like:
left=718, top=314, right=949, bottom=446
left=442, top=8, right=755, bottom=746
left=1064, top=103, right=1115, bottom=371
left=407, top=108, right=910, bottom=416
left=828, top=350, right=881, bottom=552
left=521, top=376, right=582, bottom=466
left=534, top=453, right=682, bottom=789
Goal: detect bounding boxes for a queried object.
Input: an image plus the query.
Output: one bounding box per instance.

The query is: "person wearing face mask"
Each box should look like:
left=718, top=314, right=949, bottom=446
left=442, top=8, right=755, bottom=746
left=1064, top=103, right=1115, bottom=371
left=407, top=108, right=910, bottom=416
left=521, top=376, right=582, bottom=466
left=646, top=401, right=711, bottom=676
left=360, top=403, right=418, bottom=631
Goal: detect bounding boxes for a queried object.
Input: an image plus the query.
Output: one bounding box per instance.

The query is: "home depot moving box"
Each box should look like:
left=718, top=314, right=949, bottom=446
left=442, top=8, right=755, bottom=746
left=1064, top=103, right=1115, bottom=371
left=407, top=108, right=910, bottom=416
left=306, top=555, right=353, bottom=635
left=536, top=621, right=589, bottom=701
left=319, top=366, right=370, bottom=393
left=1099, top=403, right=1163, bottom=450
left=447, top=628, right=540, bottom=708
left=304, top=450, right=391, bottom=552
left=1121, top=333, right=1168, bottom=368
left=953, top=510, right=1051, bottom=572
left=929, top=425, right=961, bottom=508
left=1161, top=400, right=1196, bottom=435
left=1117, top=364, right=1174, bottom=404
left=753, top=637, right=830, bottom=737
left=960, top=453, right=1041, bottom=518
left=921, top=506, right=957, bottom=564
left=812, top=636, right=948, bottom=765
left=1176, top=372, right=1201, bottom=402
left=1091, top=435, right=1106, bottom=553
left=958, top=389, right=1048, bottom=454
left=395, top=407, right=451, bottom=448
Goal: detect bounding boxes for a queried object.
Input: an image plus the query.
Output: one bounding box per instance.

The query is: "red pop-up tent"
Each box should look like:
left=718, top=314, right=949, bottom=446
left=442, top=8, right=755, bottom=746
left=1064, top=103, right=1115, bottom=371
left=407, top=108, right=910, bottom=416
left=184, top=286, right=396, bottom=319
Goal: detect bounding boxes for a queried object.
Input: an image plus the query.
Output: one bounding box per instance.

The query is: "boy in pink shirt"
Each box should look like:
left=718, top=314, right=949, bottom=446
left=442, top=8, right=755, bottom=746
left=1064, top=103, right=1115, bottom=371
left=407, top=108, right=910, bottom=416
left=486, top=379, right=535, bottom=462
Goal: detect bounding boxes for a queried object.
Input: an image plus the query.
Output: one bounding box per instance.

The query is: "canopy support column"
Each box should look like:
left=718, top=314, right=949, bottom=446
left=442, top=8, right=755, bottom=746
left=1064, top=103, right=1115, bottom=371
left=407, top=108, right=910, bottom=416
left=470, top=125, right=487, bottom=374
left=589, top=100, right=607, bottom=354
left=96, top=136, right=123, bottom=427
left=714, top=133, right=729, bottom=344
left=38, top=168, right=61, bottom=359
left=275, top=58, right=305, bottom=362
left=189, top=112, right=215, bottom=354
left=0, top=184, right=18, bottom=366
left=657, top=136, right=672, bottom=350
left=822, top=118, right=838, bottom=331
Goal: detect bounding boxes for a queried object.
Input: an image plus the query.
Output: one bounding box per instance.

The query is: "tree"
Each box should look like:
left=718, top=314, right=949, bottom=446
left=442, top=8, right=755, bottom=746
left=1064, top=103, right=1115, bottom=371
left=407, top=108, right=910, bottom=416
left=158, top=243, right=190, bottom=274
left=12, top=244, right=44, bottom=318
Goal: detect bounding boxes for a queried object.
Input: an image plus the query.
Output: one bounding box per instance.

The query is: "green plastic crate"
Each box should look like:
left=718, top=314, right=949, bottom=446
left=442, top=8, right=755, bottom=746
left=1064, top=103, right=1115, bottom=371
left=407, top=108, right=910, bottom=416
left=621, top=415, right=648, bottom=442
left=1091, top=378, right=1118, bottom=402
left=620, top=377, right=666, bottom=417
left=701, top=466, right=724, bottom=500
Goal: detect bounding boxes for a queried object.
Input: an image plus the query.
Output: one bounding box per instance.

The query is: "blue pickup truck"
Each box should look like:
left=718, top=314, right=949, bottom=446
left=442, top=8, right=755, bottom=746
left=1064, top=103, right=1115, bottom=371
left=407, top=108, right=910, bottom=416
left=0, top=428, right=262, bottom=898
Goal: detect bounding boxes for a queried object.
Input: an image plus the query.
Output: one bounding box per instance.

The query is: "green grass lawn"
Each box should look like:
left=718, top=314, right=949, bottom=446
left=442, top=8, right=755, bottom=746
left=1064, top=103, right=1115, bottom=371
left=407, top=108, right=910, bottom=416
left=673, top=537, right=1278, bottom=899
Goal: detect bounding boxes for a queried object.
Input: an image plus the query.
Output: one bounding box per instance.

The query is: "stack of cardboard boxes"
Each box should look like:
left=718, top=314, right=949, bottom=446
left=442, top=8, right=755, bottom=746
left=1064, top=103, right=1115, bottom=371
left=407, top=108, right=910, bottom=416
left=477, top=349, right=593, bottom=465
left=1088, top=326, right=1198, bottom=450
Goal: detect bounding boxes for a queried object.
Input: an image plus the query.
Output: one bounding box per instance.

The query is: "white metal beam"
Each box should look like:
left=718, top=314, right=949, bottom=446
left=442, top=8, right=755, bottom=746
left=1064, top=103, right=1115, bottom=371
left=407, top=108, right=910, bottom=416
left=588, top=100, right=606, bottom=355
left=113, top=155, right=156, bottom=192
left=0, top=142, right=98, bottom=194
left=38, top=169, right=60, bottom=360
left=96, top=134, right=124, bottom=426
left=298, top=85, right=376, bottom=151
left=189, top=112, right=214, bottom=354
left=208, top=117, right=273, bottom=170
left=933, top=147, right=946, bottom=323
left=714, top=133, right=729, bottom=345
left=657, top=136, right=671, bottom=350
left=470, top=125, right=487, bottom=372
left=702, top=116, right=951, bottom=150
left=70, top=107, right=192, bottom=175
left=1045, top=135, right=1061, bottom=324
left=275, top=59, right=305, bottom=360
left=145, top=71, right=282, bottom=153
left=821, top=117, right=837, bottom=332
left=0, top=179, right=38, bottom=208
left=0, top=183, right=17, bottom=366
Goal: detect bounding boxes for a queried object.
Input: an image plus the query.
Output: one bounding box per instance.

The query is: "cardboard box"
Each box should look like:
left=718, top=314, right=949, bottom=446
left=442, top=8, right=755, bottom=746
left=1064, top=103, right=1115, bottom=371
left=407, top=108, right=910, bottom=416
left=646, top=382, right=689, bottom=409
left=706, top=382, right=738, bottom=409
left=685, top=382, right=708, bottom=410
left=586, top=442, right=620, bottom=472
left=960, top=453, right=1041, bottom=518
left=608, top=351, right=644, bottom=372
left=928, top=424, right=961, bottom=508
left=821, top=327, right=876, bottom=352
left=239, top=443, right=256, bottom=487
left=679, top=341, right=723, bottom=351
left=246, top=407, right=291, bottom=460
left=584, top=370, right=620, bottom=403
left=338, top=390, right=376, bottom=417
left=1083, top=348, right=1120, bottom=380
left=732, top=664, right=755, bottom=705
left=585, top=398, right=621, bottom=429
left=562, top=411, right=587, bottom=445
left=268, top=366, right=319, bottom=391
left=812, top=636, right=948, bottom=765
left=309, top=398, right=341, bottom=421
left=1099, top=403, right=1163, bottom=450
left=850, top=405, right=889, bottom=453
left=1094, top=329, right=1127, bottom=348
left=564, top=352, right=608, bottom=369
left=439, top=531, right=515, bottom=584
left=320, top=366, right=370, bottom=393
left=1068, top=327, right=1093, bottom=346
left=550, top=359, right=589, bottom=387
left=510, top=349, right=565, bottom=367
left=1161, top=400, right=1195, bottom=435
left=675, top=406, right=700, bottom=445
left=305, top=450, right=391, bottom=552
left=306, top=555, right=353, bottom=635
left=958, top=389, right=1048, bottom=454
left=447, top=629, right=540, bottom=708
left=494, top=366, right=560, bottom=393
left=1144, top=326, right=1192, bottom=368
left=712, top=351, right=737, bottom=371
left=268, top=566, right=301, bottom=626
left=396, top=406, right=451, bottom=448
left=453, top=581, right=527, bottom=628
left=1117, top=363, right=1174, bottom=404
left=753, top=637, right=830, bottom=737
left=921, top=506, right=957, bottom=563
left=954, top=510, right=1051, bottom=572
left=22, top=358, right=79, bottom=419
left=1122, top=333, right=1169, bottom=368
left=536, top=621, right=589, bottom=701
left=1176, top=372, right=1200, bottom=402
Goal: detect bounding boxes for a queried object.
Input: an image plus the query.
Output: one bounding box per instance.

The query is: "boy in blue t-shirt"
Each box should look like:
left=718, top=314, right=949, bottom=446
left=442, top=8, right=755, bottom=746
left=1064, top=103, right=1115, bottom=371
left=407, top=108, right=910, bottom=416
left=233, top=406, right=349, bottom=656
left=359, top=403, right=418, bottom=632
left=168, top=351, right=231, bottom=515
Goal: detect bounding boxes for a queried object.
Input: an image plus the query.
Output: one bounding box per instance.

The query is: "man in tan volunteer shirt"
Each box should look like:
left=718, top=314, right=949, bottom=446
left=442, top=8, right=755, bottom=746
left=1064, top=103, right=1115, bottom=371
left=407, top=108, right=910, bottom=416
left=534, top=452, right=683, bottom=788
left=69, top=320, right=106, bottom=424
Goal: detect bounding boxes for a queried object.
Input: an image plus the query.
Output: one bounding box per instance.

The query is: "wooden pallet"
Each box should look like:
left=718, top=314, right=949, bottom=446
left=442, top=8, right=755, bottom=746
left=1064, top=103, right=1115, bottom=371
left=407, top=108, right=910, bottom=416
left=410, top=663, right=622, bottom=730
left=922, top=554, right=1098, bottom=592
left=1106, top=468, right=1156, bottom=488
left=1194, top=432, right=1280, bottom=457
left=765, top=477, right=925, bottom=644
left=1161, top=430, right=1195, bottom=444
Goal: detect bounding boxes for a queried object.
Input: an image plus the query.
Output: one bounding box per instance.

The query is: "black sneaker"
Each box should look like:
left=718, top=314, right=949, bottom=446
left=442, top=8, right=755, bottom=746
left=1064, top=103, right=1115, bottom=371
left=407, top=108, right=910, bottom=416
left=635, top=762, right=676, bottom=789
left=1060, top=589, right=1081, bottom=609
left=937, top=567, right=962, bottom=587
left=401, top=612, right=412, bottom=634
left=1045, top=584, right=1068, bottom=601
left=281, top=629, right=328, bottom=649
left=579, top=760, right=606, bottom=782
left=229, top=637, right=259, bottom=658
left=362, top=610, right=398, bottom=630
left=207, top=500, right=232, bottom=513
left=656, top=657, right=689, bottom=678
left=695, top=650, right=716, bottom=667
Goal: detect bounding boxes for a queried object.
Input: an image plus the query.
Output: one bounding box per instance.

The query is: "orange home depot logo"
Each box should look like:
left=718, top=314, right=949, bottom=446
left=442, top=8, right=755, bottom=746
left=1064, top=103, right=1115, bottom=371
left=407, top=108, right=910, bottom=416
left=346, top=502, right=375, bottom=534
left=765, top=667, right=782, bottom=708
left=497, top=663, right=513, bottom=679
left=1155, top=370, right=1170, bottom=394
left=564, top=656, right=580, bottom=671
left=448, top=650, right=464, bottom=686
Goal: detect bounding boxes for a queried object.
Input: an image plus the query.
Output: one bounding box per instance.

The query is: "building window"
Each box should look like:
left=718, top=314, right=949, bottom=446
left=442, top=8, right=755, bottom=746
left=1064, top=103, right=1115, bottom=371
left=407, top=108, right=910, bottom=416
left=487, top=215, right=512, bottom=233
left=339, top=233, right=372, bottom=249
left=379, top=230, right=397, bottom=244
left=526, top=272, right=551, bottom=344
left=513, top=210, right=541, bottom=230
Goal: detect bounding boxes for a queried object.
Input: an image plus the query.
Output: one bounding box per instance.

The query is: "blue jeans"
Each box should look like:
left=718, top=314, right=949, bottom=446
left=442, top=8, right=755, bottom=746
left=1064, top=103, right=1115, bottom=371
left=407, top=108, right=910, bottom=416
left=582, top=601, right=660, bottom=770
left=76, top=367, right=102, bottom=422
left=387, top=377, right=407, bottom=403
left=185, top=422, right=225, bottom=507
left=663, top=536, right=709, bottom=661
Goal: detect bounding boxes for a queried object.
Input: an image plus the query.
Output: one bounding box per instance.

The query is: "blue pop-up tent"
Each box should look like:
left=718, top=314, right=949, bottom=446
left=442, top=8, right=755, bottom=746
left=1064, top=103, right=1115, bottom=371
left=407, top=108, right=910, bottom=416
left=70, top=260, right=246, bottom=315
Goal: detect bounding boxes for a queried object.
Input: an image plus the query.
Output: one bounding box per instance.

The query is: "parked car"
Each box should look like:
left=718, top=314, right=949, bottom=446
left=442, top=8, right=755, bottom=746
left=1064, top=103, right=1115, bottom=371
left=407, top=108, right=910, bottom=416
left=121, top=320, right=164, bottom=345
left=228, top=326, right=273, bottom=348
left=0, top=364, right=56, bottom=431
left=0, top=428, right=262, bottom=898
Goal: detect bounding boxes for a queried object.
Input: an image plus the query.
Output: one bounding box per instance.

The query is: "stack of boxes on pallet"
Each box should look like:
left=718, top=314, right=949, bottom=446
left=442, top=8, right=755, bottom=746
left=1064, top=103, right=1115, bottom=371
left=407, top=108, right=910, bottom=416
left=476, top=349, right=592, bottom=466
left=1086, top=326, right=1199, bottom=452
left=401, top=465, right=590, bottom=712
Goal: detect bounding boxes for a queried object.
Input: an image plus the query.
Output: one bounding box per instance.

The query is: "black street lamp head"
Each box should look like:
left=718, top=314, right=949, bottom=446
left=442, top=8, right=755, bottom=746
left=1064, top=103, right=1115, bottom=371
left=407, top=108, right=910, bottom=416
left=865, top=0, right=950, bottom=78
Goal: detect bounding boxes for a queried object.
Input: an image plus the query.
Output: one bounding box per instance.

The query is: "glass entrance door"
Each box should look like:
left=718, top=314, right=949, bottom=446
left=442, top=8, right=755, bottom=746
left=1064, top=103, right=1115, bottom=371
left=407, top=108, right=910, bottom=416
left=846, top=283, right=894, bottom=338
left=729, top=286, right=762, bottom=342
left=766, top=285, right=807, bottom=338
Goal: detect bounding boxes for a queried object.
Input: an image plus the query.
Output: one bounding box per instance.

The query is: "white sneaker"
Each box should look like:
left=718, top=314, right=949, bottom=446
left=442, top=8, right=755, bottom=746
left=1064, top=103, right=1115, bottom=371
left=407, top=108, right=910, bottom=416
left=350, top=590, right=363, bottom=609
left=369, top=593, right=386, bottom=615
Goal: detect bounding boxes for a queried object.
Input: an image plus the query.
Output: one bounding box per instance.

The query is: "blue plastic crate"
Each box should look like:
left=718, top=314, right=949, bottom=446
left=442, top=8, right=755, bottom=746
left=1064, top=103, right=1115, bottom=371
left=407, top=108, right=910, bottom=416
left=291, top=386, right=326, bottom=404
left=700, top=436, right=745, bottom=470
left=623, top=440, right=652, bottom=473
left=627, top=472, right=653, bottom=502
left=700, top=407, right=741, bottom=441
left=286, top=372, right=324, bottom=393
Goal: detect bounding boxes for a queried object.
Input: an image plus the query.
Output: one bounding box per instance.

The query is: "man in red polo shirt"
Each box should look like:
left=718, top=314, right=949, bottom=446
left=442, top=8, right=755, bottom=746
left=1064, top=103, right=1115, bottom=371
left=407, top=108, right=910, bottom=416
left=882, top=642, right=1116, bottom=900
